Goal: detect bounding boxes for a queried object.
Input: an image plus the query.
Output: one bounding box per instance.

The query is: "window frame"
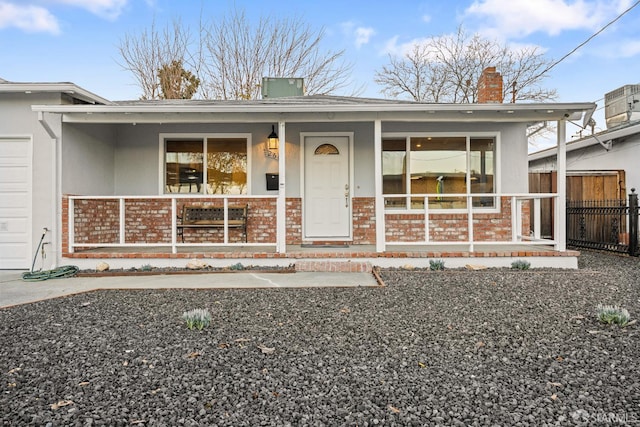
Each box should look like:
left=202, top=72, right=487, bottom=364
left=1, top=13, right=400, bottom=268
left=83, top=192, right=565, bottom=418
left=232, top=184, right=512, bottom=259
left=382, top=132, right=501, bottom=214
left=159, top=133, right=252, bottom=195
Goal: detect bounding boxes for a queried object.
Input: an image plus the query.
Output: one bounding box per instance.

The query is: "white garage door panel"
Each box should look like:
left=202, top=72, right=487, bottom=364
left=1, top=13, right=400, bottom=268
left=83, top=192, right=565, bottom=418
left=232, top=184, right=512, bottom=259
left=1, top=193, right=29, bottom=208
left=0, top=217, right=28, bottom=235
left=0, top=137, right=31, bottom=269
left=0, top=141, right=30, bottom=159
left=0, top=244, right=29, bottom=261
left=0, top=166, right=29, bottom=184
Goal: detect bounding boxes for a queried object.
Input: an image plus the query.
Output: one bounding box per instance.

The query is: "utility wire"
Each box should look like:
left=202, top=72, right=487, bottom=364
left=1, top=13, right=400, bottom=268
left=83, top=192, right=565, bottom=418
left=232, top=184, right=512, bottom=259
left=525, top=0, right=640, bottom=85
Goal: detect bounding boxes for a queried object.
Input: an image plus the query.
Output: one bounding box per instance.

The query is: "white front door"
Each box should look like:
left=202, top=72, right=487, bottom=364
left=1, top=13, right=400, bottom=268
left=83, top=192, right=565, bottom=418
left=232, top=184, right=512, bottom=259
left=0, top=137, right=32, bottom=269
left=303, top=135, right=351, bottom=240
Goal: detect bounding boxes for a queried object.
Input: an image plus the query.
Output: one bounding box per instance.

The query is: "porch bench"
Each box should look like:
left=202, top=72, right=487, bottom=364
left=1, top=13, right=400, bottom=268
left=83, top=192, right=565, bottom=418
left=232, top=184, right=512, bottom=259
left=177, top=205, right=247, bottom=243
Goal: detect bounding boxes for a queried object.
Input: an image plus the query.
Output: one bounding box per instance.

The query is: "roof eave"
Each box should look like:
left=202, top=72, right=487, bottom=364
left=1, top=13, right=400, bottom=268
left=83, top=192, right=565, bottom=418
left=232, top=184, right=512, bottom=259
left=529, top=120, right=640, bottom=161
left=31, top=102, right=595, bottom=123
left=2, top=83, right=113, bottom=105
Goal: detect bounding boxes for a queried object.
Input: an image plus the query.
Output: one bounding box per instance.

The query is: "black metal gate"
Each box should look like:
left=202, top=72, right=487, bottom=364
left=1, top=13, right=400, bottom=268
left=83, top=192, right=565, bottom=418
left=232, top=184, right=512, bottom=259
left=567, top=189, right=639, bottom=256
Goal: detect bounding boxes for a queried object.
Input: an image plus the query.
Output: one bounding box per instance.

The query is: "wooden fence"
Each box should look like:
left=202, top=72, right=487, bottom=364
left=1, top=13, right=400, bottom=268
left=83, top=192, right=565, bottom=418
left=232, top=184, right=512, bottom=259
left=528, top=170, right=626, bottom=238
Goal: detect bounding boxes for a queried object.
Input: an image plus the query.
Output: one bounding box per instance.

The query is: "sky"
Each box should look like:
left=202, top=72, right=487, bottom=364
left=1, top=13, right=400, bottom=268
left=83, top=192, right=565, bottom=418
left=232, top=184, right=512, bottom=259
left=1, top=0, right=640, bottom=150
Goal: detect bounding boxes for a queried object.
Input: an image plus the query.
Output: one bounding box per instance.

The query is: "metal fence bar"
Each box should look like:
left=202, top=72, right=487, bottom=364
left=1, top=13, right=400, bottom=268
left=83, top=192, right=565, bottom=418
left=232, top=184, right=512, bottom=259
left=566, top=190, right=639, bottom=256
left=630, top=189, right=638, bottom=256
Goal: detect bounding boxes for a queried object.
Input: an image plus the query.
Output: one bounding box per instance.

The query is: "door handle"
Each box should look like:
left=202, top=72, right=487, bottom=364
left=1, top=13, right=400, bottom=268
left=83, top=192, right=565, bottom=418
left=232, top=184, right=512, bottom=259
left=344, top=184, right=350, bottom=207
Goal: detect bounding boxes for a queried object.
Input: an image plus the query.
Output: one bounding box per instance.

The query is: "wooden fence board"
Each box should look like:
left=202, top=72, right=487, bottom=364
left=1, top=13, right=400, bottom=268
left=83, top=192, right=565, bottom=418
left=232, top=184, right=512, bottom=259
left=529, top=170, right=626, bottom=238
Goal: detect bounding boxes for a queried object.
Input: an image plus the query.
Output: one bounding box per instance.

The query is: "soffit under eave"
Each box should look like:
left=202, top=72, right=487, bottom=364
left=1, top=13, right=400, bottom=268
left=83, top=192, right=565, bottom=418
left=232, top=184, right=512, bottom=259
left=57, top=109, right=589, bottom=124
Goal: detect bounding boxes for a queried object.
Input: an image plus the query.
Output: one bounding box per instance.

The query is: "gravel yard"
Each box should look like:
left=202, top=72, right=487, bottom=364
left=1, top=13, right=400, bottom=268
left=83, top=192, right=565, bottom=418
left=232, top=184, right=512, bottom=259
left=1, top=250, right=639, bottom=426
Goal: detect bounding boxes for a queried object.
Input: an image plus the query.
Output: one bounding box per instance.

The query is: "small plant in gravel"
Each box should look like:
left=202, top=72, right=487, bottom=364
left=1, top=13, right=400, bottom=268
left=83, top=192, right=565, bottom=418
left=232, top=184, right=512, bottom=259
left=511, top=260, right=531, bottom=270
left=182, top=308, right=212, bottom=330
left=596, top=304, right=630, bottom=326
left=429, top=259, right=445, bottom=271
left=140, top=264, right=153, bottom=271
left=229, top=262, right=245, bottom=270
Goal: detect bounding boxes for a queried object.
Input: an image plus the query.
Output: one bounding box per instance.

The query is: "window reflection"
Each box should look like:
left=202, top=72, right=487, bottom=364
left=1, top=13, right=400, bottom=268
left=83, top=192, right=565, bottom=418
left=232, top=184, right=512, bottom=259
left=206, top=138, right=247, bottom=195
left=382, top=135, right=496, bottom=210
left=165, top=139, right=203, bottom=193
left=164, top=137, right=247, bottom=194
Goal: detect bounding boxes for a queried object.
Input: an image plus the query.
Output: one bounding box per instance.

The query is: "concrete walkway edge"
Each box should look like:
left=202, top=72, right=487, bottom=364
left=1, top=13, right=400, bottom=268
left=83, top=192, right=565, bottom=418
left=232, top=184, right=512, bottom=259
left=0, top=270, right=379, bottom=308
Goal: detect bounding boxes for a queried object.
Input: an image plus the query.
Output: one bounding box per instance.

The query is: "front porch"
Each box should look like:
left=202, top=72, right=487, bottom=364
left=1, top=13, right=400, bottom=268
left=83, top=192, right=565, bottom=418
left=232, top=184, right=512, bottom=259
left=63, top=189, right=579, bottom=270
left=62, top=192, right=579, bottom=270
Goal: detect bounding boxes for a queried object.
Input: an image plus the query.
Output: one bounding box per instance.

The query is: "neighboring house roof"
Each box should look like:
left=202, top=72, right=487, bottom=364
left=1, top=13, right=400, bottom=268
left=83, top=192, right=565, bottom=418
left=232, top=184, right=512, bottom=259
left=529, top=120, right=640, bottom=161
left=31, top=94, right=595, bottom=125
left=0, top=79, right=112, bottom=106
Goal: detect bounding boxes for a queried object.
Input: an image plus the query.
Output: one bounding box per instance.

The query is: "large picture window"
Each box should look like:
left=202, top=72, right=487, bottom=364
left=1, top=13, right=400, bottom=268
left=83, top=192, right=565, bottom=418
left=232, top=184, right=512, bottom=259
left=164, top=136, right=248, bottom=194
left=382, top=135, right=496, bottom=210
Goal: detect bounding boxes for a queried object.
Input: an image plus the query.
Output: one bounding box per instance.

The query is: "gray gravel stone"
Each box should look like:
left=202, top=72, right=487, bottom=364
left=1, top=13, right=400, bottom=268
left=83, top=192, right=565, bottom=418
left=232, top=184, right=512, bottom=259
left=1, top=250, right=639, bottom=425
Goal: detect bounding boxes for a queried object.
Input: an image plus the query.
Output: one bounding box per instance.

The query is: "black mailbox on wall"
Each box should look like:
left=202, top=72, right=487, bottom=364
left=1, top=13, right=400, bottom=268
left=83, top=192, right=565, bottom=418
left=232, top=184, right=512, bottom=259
left=266, top=173, right=279, bottom=191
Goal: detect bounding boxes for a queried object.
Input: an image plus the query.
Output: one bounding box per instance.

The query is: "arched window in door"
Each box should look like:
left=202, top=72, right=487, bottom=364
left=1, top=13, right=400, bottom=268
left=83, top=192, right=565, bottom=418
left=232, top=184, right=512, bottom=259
left=314, top=144, right=339, bottom=155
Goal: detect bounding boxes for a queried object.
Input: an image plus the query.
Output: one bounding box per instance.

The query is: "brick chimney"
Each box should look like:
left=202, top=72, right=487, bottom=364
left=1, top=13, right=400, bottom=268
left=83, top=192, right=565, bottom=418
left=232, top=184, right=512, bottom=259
left=477, top=66, right=503, bottom=103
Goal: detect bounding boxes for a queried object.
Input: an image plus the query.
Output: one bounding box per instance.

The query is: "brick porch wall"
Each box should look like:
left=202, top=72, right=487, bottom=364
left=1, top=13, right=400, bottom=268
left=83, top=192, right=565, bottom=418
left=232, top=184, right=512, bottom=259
left=286, top=198, right=302, bottom=244
left=353, top=197, right=376, bottom=244
left=70, top=198, right=121, bottom=245
left=63, top=195, right=532, bottom=252
left=62, top=196, right=278, bottom=254
left=385, top=197, right=531, bottom=242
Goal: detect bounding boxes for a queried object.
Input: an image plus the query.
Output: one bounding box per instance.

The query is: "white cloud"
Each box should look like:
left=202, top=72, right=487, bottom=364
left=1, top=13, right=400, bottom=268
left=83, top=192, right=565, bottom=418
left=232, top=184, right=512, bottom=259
left=341, top=21, right=375, bottom=48
left=601, top=38, right=640, bottom=58
left=422, top=14, right=431, bottom=23
left=464, top=0, right=626, bottom=38
left=0, top=1, right=60, bottom=34
left=49, top=0, right=128, bottom=20
left=355, top=26, right=375, bottom=48
left=380, top=35, right=434, bottom=57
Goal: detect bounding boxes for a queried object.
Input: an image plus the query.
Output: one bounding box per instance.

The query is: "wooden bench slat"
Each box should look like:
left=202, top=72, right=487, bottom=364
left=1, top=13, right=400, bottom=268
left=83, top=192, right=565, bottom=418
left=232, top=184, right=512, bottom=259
left=177, top=205, right=247, bottom=243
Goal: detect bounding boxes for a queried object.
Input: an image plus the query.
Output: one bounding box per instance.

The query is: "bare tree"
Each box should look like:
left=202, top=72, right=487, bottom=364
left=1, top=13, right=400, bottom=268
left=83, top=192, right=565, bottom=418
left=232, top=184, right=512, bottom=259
left=117, top=8, right=355, bottom=100
left=375, top=26, right=557, bottom=103
left=200, top=8, right=354, bottom=100
left=117, top=19, right=192, bottom=100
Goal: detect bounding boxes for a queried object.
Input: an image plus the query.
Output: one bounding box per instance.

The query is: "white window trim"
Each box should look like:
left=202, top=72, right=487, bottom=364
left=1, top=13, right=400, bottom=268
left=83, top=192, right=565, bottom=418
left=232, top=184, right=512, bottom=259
left=381, top=131, right=501, bottom=214
left=158, top=133, right=252, bottom=195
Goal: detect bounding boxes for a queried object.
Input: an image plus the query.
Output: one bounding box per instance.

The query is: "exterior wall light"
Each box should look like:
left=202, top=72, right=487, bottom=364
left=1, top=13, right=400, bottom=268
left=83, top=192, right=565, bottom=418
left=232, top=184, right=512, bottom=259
left=267, top=125, right=279, bottom=150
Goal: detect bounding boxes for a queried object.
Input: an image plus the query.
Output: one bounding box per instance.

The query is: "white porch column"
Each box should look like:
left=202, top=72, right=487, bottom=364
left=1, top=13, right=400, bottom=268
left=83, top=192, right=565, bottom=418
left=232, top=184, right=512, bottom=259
left=556, top=119, right=567, bottom=251
left=276, top=121, right=287, bottom=253
left=374, top=119, right=385, bottom=252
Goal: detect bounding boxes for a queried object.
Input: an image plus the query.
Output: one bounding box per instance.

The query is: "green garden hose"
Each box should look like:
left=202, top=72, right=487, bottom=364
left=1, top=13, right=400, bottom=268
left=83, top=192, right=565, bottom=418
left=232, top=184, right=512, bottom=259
left=22, top=265, right=79, bottom=282
left=21, top=227, right=79, bottom=282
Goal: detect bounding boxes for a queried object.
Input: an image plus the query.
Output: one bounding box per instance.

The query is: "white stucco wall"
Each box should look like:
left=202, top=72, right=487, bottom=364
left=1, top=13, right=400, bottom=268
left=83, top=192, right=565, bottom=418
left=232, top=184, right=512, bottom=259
left=0, top=93, right=62, bottom=269
left=65, top=120, right=528, bottom=198
left=63, top=123, right=117, bottom=195
left=109, top=122, right=376, bottom=197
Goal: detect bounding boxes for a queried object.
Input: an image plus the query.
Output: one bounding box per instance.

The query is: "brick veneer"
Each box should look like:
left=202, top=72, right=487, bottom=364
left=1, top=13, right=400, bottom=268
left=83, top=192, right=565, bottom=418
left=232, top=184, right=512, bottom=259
left=385, top=197, right=530, bottom=242
left=62, top=196, right=278, bottom=254
left=353, top=197, right=376, bottom=244
left=63, top=195, right=531, bottom=254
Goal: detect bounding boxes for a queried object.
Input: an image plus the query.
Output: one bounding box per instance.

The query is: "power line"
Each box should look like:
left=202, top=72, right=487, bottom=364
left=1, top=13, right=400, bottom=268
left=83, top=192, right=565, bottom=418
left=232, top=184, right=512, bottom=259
left=528, top=0, right=640, bottom=84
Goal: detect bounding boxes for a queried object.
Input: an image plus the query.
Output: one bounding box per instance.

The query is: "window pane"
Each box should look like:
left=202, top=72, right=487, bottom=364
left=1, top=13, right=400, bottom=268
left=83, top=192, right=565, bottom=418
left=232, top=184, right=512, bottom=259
left=470, top=138, right=495, bottom=207
left=382, top=139, right=406, bottom=196
left=206, top=138, right=247, bottom=195
left=410, top=137, right=466, bottom=209
left=165, top=139, right=203, bottom=193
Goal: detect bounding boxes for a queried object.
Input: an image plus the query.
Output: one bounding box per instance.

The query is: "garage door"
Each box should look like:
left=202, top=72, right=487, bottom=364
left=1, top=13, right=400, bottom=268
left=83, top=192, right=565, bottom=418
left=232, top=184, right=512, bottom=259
left=0, top=137, right=32, bottom=269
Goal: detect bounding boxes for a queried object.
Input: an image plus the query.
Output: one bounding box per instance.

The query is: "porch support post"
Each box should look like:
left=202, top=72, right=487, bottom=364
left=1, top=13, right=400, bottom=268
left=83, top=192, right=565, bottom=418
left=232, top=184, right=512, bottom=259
left=276, top=120, right=287, bottom=253
left=556, top=119, right=567, bottom=251
left=374, top=119, right=385, bottom=252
